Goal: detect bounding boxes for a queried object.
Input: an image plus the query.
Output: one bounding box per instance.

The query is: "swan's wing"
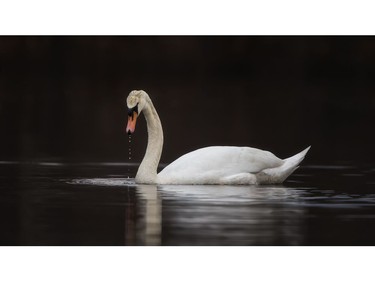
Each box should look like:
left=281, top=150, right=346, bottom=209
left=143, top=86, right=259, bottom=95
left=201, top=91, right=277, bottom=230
left=157, top=146, right=283, bottom=183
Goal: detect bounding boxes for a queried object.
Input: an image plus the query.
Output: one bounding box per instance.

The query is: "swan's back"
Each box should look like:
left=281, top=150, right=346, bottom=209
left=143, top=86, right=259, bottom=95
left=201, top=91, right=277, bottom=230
left=157, top=146, right=284, bottom=184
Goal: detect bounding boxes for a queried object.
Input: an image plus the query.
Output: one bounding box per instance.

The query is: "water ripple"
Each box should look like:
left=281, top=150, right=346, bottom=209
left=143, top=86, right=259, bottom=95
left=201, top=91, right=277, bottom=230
left=68, top=178, right=136, bottom=186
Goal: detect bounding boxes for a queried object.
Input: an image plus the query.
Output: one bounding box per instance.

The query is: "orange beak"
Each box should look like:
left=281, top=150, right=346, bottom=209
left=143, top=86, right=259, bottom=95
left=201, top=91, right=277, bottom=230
left=126, top=111, right=138, bottom=135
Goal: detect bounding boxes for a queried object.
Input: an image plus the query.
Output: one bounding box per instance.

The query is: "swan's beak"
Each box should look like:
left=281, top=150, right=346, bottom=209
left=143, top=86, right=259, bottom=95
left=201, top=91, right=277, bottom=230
left=126, top=111, right=138, bottom=135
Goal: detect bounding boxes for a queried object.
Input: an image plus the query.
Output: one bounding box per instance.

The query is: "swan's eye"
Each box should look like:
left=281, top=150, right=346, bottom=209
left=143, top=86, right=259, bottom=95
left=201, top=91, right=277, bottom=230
left=127, top=103, right=139, bottom=119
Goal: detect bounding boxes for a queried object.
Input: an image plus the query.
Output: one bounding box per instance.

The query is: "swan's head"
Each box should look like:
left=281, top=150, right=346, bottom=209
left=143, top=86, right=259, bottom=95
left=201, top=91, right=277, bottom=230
left=126, top=90, right=148, bottom=135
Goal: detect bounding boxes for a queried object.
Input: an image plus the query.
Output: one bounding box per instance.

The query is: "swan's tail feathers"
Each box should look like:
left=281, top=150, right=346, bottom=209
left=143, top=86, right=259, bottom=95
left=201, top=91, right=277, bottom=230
left=257, top=146, right=311, bottom=184
left=283, top=146, right=311, bottom=168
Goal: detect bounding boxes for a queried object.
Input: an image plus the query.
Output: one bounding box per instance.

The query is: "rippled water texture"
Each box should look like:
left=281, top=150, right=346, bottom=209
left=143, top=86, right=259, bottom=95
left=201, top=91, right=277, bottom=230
left=1, top=162, right=375, bottom=245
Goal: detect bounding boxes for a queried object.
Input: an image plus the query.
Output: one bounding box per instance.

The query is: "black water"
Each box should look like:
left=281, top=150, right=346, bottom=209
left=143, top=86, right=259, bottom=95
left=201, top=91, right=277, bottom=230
left=1, top=161, right=375, bottom=246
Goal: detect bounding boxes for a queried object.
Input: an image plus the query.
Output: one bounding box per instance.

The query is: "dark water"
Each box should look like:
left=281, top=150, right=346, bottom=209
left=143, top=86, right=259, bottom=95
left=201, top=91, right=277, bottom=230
left=1, top=161, right=375, bottom=246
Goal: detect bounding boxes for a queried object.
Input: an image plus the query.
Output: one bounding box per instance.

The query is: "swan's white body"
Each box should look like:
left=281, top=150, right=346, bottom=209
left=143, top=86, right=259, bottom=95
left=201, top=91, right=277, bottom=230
left=126, top=90, right=310, bottom=185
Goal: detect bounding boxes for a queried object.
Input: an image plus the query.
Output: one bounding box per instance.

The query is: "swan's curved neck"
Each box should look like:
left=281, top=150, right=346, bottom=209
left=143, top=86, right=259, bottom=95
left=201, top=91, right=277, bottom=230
left=135, top=97, right=163, bottom=184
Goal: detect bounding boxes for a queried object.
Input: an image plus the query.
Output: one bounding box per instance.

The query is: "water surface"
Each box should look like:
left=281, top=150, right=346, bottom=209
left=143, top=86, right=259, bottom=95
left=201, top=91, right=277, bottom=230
left=1, top=161, right=375, bottom=245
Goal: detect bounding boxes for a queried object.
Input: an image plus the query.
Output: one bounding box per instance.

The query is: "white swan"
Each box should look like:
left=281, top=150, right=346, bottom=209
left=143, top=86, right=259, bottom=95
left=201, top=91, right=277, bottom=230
left=126, top=90, right=310, bottom=185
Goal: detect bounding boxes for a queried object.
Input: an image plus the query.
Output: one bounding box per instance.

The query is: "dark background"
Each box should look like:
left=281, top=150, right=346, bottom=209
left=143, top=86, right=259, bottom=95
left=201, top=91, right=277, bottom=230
left=0, top=36, right=374, bottom=165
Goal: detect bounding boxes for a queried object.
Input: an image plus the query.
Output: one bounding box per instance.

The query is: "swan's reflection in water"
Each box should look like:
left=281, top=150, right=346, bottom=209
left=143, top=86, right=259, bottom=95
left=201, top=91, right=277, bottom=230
left=70, top=177, right=308, bottom=245
left=134, top=184, right=307, bottom=245
left=135, top=185, right=162, bottom=246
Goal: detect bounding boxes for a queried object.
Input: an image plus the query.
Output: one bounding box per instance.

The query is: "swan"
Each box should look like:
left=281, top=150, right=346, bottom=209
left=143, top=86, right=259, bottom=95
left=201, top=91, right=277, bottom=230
left=126, top=90, right=310, bottom=185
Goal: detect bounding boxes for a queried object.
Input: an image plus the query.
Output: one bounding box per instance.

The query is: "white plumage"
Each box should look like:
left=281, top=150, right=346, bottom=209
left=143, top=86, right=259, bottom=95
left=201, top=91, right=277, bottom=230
left=126, top=90, right=310, bottom=185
